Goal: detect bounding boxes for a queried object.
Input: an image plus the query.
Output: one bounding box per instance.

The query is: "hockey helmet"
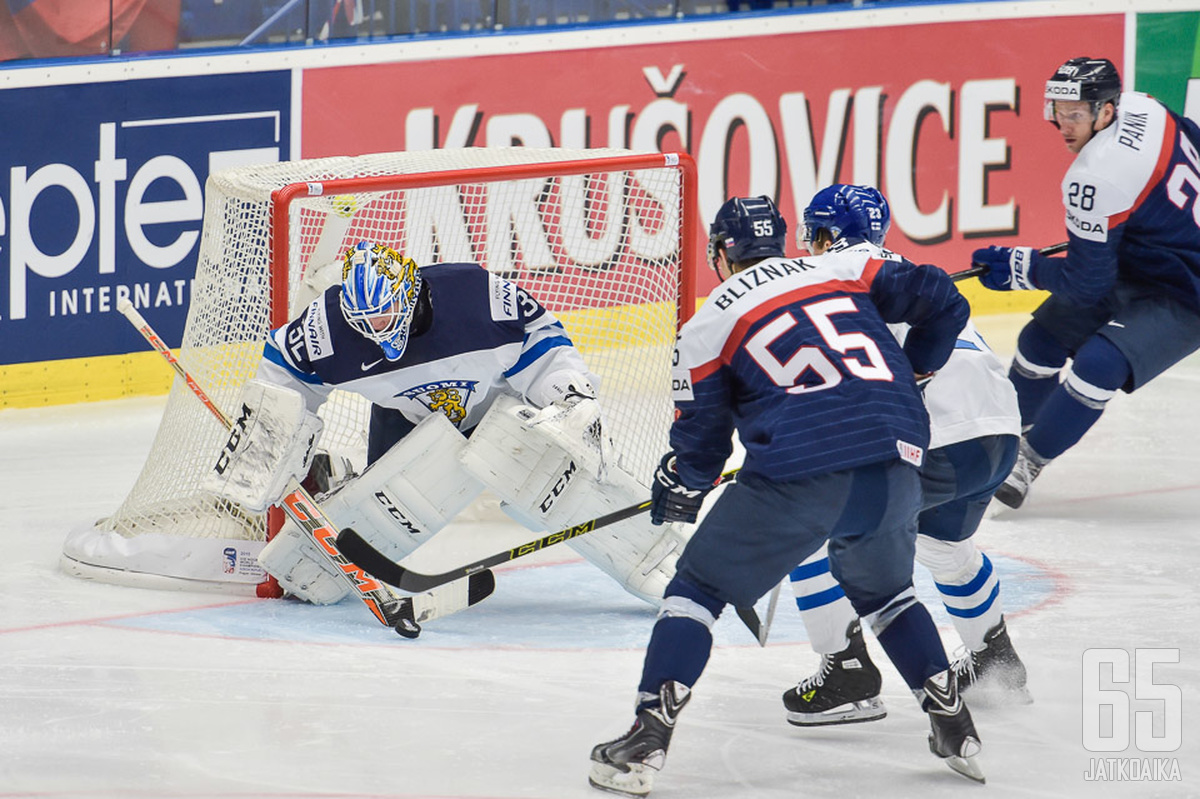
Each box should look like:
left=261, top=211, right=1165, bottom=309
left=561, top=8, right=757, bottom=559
left=339, top=241, right=422, bottom=361
left=1044, top=57, right=1122, bottom=124
left=800, top=184, right=891, bottom=251
left=707, top=195, right=787, bottom=273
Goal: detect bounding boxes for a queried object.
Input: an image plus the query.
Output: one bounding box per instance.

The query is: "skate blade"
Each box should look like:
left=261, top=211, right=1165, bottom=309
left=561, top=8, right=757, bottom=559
left=588, top=761, right=654, bottom=797
left=786, top=697, right=887, bottom=727
left=946, top=753, right=986, bottom=784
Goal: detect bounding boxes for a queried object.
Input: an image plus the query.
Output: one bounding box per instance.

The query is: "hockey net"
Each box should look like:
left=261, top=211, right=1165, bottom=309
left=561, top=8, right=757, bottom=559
left=62, top=147, right=698, bottom=594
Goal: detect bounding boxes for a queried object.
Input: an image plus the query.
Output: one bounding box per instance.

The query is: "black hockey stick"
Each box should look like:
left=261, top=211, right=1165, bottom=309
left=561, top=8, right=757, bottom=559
left=338, top=468, right=771, bottom=641
left=951, top=241, right=1069, bottom=282
left=337, top=467, right=741, bottom=593
left=117, top=298, right=494, bottom=639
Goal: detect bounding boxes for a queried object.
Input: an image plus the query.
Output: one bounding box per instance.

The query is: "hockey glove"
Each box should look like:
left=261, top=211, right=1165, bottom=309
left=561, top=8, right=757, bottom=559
left=540, top=369, right=598, bottom=409
left=650, top=453, right=711, bottom=525
left=972, top=246, right=1038, bottom=291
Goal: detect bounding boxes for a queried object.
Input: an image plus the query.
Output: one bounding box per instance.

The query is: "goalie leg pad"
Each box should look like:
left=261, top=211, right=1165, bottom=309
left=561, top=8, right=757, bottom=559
left=556, top=462, right=690, bottom=604
left=321, top=412, right=485, bottom=563
left=202, top=378, right=324, bottom=513
left=461, top=395, right=688, bottom=603
left=258, top=519, right=350, bottom=605
left=460, top=394, right=608, bottom=532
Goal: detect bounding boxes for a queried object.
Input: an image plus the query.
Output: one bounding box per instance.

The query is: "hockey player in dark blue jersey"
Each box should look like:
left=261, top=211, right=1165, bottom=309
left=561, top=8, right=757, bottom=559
left=972, top=57, right=1200, bottom=508
left=204, top=241, right=692, bottom=611
left=781, top=186, right=1028, bottom=733
left=589, top=196, right=983, bottom=796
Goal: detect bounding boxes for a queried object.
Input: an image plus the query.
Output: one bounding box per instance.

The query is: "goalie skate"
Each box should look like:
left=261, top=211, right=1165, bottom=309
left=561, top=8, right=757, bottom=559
left=589, top=681, right=690, bottom=797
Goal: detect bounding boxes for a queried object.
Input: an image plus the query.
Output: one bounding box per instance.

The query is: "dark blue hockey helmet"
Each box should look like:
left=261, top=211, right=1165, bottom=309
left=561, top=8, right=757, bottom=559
left=707, top=195, right=787, bottom=273
left=1044, top=57, right=1122, bottom=125
left=800, top=184, right=891, bottom=251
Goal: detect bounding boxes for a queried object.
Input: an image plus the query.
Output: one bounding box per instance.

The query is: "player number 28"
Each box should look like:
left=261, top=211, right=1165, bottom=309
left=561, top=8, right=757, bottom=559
left=1166, top=131, right=1200, bottom=226
left=745, top=297, right=894, bottom=393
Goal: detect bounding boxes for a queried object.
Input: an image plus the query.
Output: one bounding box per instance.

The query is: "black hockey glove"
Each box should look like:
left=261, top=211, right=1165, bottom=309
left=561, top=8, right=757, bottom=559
left=650, top=452, right=711, bottom=525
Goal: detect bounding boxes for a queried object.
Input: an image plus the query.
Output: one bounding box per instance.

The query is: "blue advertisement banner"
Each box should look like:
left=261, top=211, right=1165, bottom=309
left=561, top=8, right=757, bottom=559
left=0, top=71, right=291, bottom=365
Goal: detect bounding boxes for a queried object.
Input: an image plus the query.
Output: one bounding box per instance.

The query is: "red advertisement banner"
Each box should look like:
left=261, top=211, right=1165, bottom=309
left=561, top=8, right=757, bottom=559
left=302, top=15, right=1124, bottom=295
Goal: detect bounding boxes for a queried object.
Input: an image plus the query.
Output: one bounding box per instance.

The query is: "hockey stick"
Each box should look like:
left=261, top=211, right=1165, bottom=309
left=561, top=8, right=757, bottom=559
left=116, top=298, right=494, bottom=638
left=339, top=466, right=764, bottom=641
left=755, top=580, right=784, bottom=647
left=337, top=469, right=742, bottom=594
left=951, top=241, right=1069, bottom=282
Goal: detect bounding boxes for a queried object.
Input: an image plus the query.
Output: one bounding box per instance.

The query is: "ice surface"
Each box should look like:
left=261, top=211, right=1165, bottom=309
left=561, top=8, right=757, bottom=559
left=2, top=316, right=1197, bottom=798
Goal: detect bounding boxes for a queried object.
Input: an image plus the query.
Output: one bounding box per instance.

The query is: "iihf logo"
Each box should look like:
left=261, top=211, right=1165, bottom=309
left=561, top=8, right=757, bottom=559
left=222, top=547, right=238, bottom=575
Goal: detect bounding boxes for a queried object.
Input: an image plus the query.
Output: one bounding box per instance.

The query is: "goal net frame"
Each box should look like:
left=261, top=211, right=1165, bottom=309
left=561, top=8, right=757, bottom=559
left=61, top=147, right=699, bottom=596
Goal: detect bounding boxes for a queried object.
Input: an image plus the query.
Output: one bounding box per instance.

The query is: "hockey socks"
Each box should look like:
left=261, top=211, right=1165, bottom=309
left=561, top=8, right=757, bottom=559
left=1009, top=321, right=1070, bottom=426
left=1027, top=335, right=1130, bottom=459
left=872, top=600, right=950, bottom=692
left=918, top=538, right=1002, bottom=652
left=788, top=548, right=858, bottom=655
left=636, top=577, right=722, bottom=703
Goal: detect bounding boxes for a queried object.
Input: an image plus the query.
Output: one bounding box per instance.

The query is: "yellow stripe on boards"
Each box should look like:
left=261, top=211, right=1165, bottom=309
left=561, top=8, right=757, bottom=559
left=0, top=352, right=173, bottom=409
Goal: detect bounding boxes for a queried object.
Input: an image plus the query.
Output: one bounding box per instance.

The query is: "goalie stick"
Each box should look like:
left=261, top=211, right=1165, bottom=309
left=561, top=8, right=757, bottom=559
left=950, top=241, right=1069, bottom=282
left=116, top=298, right=494, bottom=639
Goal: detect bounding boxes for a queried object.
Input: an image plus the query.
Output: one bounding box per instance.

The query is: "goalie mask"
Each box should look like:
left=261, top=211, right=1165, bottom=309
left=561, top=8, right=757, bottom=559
left=800, top=184, right=891, bottom=252
left=339, top=241, right=422, bottom=361
left=1044, top=57, right=1121, bottom=127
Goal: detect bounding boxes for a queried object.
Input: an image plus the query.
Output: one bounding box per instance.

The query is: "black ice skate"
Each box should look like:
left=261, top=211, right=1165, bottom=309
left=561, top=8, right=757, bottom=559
left=589, top=681, right=690, bottom=797
left=953, top=618, right=1032, bottom=705
left=924, top=669, right=985, bottom=783
left=993, top=437, right=1050, bottom=509
left=782, top=620, right=886, bottom=726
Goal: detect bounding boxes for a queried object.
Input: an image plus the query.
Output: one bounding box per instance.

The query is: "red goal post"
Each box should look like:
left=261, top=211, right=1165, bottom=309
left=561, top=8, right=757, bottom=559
left=61, top=147, right=699, bottom=595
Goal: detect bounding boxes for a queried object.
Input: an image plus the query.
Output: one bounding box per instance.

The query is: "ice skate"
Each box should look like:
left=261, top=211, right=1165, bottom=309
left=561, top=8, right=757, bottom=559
left=924, top=669, right=985, bottom=783
left=993, top=437, right=1050, bottom=509
left=589, top=681, right=690, bottom=797
left=953, top=618, right=1032, bottom=705
left=782, top=620, right=886, bottom=726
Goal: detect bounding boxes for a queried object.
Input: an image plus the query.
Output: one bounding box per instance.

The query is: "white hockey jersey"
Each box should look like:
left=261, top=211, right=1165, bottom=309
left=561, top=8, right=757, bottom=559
left=1037, top=91, right=1200, bottom=310
left=257, top=261, right=594, bottom=432
left=892, top=320, right=1021, bottom=450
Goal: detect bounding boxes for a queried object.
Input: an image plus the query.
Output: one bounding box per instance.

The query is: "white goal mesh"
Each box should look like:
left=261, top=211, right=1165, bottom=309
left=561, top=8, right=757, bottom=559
left=62, top=148, right=697, bottom=594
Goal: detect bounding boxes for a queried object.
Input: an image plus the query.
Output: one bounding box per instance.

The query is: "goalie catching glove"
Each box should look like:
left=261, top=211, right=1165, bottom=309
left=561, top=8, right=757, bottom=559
left=202, top=378, right=324, bottom=513
left=650, top=453, right=713, bottom=525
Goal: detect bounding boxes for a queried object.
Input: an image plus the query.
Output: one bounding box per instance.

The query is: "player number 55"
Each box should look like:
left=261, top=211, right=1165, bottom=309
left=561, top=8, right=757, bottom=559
left=746, top=297, right=894, bottom=394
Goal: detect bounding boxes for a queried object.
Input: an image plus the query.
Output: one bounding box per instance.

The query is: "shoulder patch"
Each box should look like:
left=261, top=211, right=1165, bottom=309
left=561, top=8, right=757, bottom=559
left=488, top=274, right=520, bottom=321
left=301, top=298, right=334, bottom=361
left=1064, top=208, right=1109, bottom=242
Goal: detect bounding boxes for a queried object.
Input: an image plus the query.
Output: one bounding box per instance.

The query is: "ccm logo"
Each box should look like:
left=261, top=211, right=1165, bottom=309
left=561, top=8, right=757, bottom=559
left=214, top=404, right=253, bottom=474
left=374, top=490, right=422, bottom=537
left=539, top=461, right=577, bottom=513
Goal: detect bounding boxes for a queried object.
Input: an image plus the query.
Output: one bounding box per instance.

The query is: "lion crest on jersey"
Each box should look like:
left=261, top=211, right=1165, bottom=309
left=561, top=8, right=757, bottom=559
left=398, top=380, right=479, bottom=425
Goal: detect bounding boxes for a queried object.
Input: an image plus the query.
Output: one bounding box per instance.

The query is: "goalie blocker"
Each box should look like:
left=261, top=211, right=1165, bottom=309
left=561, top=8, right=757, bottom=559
left=259, top=393, right=686, bottom=607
